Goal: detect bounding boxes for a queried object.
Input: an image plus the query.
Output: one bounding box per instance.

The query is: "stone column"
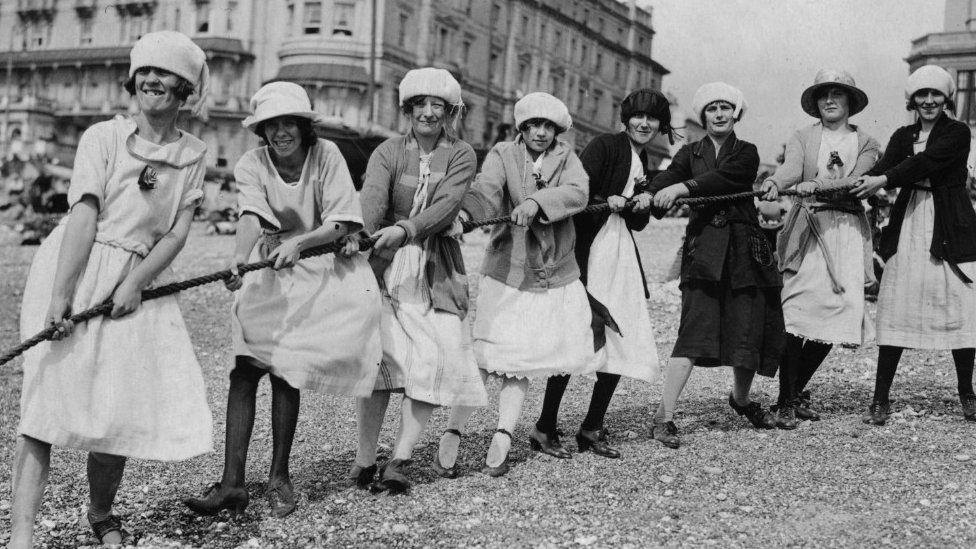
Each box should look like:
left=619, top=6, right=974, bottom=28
left=414, top=0, right=432, bottom=65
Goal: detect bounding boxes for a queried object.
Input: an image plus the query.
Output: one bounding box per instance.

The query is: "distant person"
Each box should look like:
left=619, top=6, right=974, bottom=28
left=648, top=82, right=782, bottom=449
left=10, top=31, right=213, bottom=547
left=533, top=89, right=669, bottom=460
left=853, top=64, right=976, bottom=425
left=438, top=92, right=592, bottom=476
left=184, top=82, right=382, bottom=518
left=759, top=70, right=880, bottom=428
left=353, top=68, right=487, bottom=494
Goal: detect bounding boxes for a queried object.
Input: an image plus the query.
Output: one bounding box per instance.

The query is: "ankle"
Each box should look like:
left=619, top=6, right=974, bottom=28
left=87, top=507, right=113, bottom=524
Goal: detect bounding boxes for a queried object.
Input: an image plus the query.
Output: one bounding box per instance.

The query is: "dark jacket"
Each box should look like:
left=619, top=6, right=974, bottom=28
left=574, top=131, right=654, bottom=297
left=867, top=113, right=976, bottom=278
left=649, top=133, right=780, bottom=288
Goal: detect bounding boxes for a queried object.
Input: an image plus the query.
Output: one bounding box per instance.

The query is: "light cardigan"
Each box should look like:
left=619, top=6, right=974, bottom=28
left=463, top=136, right=589, bottom=291
left=766, top=123, right=880, bottom=290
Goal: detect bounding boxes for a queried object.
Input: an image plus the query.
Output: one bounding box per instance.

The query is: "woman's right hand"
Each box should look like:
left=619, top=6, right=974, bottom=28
left=340, top=233, right=362, bottom=257
left=45, top=296, right=74, bottom=340
left=607, top=195, right=628, bottom=212
left=759, top=179, right=779, bottom=201
left=224, top=257, right=246, bottom=291
left=794, top=181, right=818, bottom=197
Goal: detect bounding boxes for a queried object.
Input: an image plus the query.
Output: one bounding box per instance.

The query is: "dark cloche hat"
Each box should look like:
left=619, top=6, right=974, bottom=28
left=620, top=88, right=674, bottom=143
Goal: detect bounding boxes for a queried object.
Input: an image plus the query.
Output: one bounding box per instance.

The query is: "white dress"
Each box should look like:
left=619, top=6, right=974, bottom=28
left=18, top=117, right=213, bottom=460
left=781, top=128, right=874, bottom=345
left=875, top=132, right=976, bottom=349
left=231, top=139, right=383, bottom=396
left=586, top=147, right=660, bottom=381
left=374, top=152, right=488, bottom=407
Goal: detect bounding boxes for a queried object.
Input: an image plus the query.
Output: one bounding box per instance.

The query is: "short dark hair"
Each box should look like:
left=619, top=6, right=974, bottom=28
left=255, top=116, right=318, bottom=149
left=517, top=117, right=564, bottom=136
left=123, top=74, right=195, bottom=102
left=814, top=87, right=857, bottom=115
left=906, top=90, right=956, bottom=112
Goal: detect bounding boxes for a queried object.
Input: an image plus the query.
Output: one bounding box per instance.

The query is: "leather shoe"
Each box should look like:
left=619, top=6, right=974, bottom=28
left=349, top=463, right=377, bottom=490
left=864, top=399, right=890, bottom=425
left=774, top=404, right=799, bottom=430
left=650, top=420, right=680, bottom=449
left=796, top=390, right=822, bottom=421
left=481, top=428, right=512, bottom=477
left=576, top=428, right=621, bottom=458
left=529, top=426, right=572, bottom=459
left=183, top=482, right=249, bottom=517
left=432, top=429, right=462, bottom=478
left=960, top=393, right=976, bottom=422
left=267, top=479, right=296, bottom=518
left=378, top=458, right=412, bottom=495
left=728, top=394, right=776, bottom=429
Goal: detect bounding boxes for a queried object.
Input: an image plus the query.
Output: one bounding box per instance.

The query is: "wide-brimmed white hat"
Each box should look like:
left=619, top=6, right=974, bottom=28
left=692, top=82, right=746, bottom=122
left=905, top=64, right=955, bottom=100
left=800, top=69, right=869, bottom=118
left=129, top=30, right=209, bottom=117
left=514, top=92, right=572, bottom=132
left=242, top=81, right=321, bottom=133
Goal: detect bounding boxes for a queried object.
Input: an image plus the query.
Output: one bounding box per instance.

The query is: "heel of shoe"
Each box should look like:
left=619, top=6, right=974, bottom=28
left=575, top=433, right=592, bottom=452
left=529, top=437, right=542, bottom=451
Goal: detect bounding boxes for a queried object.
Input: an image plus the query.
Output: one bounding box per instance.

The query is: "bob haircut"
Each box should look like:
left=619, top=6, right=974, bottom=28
left=517, top=117, right=565, bottom=136
left=254, top=116, right=318, bottom=149
left=123, top=69, right=196, bottom=102
left=906, top=89, right=956, bottom=113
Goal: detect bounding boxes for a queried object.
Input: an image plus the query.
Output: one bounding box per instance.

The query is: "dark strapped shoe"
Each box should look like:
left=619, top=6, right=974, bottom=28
left=773, top=404, right=799, bottom=430
left=378, top=458, right=412, bottom=495
left=529, top=426, right=572, bottom=459
left=728, top=394, right=776, bottom=429
left=650, top=420, right=680, bottom=449
left=864, top=399, right=891, bottom=426
left=576, top=428, right=621, bottom=459
left=960, top=393, right=976, bottom=422
left=432, top=429, right=462, bottom=479
left=89, top=514, right=127, bottom=546
left=795, top=390, right=822, bottom=421
left=183, top=482, right=249, bottom=517
left=267, top=479, right=296, bottom=518
left=481, top=428, right=512, bottom=477
left=349, top=464, right=377, bottom=490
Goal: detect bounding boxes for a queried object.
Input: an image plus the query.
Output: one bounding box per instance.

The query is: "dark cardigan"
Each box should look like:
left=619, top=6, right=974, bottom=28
left=867, top=112, right=976, bottom=281
left=649, top=133, right=780, bottom=288
left=574, top=131, right=653, bottom=297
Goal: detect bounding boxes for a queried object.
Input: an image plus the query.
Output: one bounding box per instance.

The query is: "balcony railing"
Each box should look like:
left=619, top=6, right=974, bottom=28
left=909, top=31, right=976, bottom=57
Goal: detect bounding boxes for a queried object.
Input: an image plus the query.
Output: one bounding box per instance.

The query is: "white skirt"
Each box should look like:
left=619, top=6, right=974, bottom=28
left=876, top=189, right=976, bottom=349
left=374, top=243, right=488, bottom=407
left=586, top=215, right=660, bottom=382
left=473, top=276, right=596, bottom=379
left=781, top=209, right=874, bottom=345
left=18, top=224, right=212, bottom=461
left=233, top=239, right=383, bottom=397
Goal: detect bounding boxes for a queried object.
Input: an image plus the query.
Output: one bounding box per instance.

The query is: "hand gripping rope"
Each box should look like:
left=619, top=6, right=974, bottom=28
left=0, top=184, right=850, bottom=366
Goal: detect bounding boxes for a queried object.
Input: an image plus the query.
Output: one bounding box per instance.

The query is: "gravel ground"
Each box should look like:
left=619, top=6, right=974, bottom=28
left=1, top=219, right=975, bottom=548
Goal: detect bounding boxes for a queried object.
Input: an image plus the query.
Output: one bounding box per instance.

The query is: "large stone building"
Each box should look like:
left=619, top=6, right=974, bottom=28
left=0, top=0, right=669, bottom=174
left=906, top=0, right=976, bottom=175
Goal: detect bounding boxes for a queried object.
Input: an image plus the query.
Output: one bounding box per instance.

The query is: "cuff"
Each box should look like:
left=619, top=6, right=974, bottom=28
left=683, top=179, right=699, bottom=196
left=240, top=206, right=280, bottom=231
left=395, top=219, right=417, bottom=240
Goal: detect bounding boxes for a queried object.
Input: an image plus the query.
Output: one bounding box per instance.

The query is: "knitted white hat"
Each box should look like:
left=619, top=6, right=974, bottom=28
left=514, top=92, right=573, bottom=132
left=905, top=65, right=955, bottom=100
left=692, top=82, right=747, bottom=122
left=129, top=31, right=209, bottom=118
left=399, top=67, right=464, bottom=107
left=242, top=81, right=321, bottom=133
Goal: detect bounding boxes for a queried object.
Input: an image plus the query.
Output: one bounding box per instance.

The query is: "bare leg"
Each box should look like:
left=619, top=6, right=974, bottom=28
left=439, top=370, right=488, bottom=468
left=10, top=435, right=51, bottom=549
left=653, top=357, right=694, bottom=422
left=354, top=391, right=391, bottom=468
left=392, top=397, right=437, bottom=461
left=87, top=452, right=127, bottom=545
left=268, top=374, right=300, bottom=485
left=486, top=376, right=529, bottom=468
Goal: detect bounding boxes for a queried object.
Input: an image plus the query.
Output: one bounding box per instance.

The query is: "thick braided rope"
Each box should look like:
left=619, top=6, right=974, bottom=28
left=676, top=185, right=855, bottom=207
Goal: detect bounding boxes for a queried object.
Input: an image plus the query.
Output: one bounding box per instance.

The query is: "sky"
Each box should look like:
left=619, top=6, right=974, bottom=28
left=642, top=0, right=947, bottom=163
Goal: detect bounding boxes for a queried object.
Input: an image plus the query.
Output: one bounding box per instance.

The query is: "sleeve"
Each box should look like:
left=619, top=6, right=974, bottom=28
left=883, top=122, right=971, bottom=189
left=67, top=123, right=112, bottom=209
left=233, top=152, right=280, bottom=231
left=818, top=134, right=881, bottom=191
left=359, top=140, right=394, bottom=234
left=316, top=141, right=364, bottom=231
left=577, top=135, right=608, bottom=201
left=767, top=132, right=804, bottom=190
left=684, top=142, right=759, bottom=196
left=178, top=159, right=207, bottom=211
left=648, top=144, right=693, bottom=193
left=396, top=142, right=476, bottom=240
left=462, top=145, right=507, bottom=221
left=528, top=150, right=589, bottom=223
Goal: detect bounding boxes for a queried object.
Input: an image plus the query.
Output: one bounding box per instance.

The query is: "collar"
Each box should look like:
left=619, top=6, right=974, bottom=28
left=693, top=132, right=739, bottom=158
left=121, top=116, right=206, bottom=168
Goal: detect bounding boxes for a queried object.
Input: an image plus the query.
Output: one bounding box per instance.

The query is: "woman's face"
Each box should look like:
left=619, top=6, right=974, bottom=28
left=817, top=87, right=850, bottom=123
left=521, top=119, right=557, bottom=153
left=410, top=95, right=447, bottom=138
left=704, top=101, right=735, bottom=137
left=625, top=114, right=661, bottom=146
left=912, top=89, right=946, bottom=122
left=263, top=116, right=304, bottom=160
left=134, top=66, right=183, bottom=115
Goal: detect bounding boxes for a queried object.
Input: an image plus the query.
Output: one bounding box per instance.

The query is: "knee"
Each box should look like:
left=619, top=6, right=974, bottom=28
left=230, top=357, right=267, bottom=385
left=269, top=374, right=299, bottom=393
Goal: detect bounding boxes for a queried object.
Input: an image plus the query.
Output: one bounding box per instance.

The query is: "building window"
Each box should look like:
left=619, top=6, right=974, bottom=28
left=517, top=62, right=528, bottom=85
left=462, top=40, right=472, bottom=65
left=595, top=53, right=602, bottom=73
left=79, top=17, right=94, bottom=45
left=397, top=13, right=408, bottom=47
left=569, top=37, right=576, bottom=60
left=304, top=1, right=322, bottom=34
left=438, top=27, right=450, bottom=57
left=195, top=0, right=210, bottom=33
left=333, top=1, right=354, bottom=36
left=614, top=60, right=622, bottom=81
left=539, top=22, right=546, bottom=47
left=462, top=0, right=472, bottom=16
left=636, top=70, right=643, bottom=87
left=489, top=51, right=501, bottom=85
left=576, top=87, right=586, bottom=112
left=580, top=44, right=588, bottom=65
left=958, top=70, right=976, bottom=125
left=491, top=3, right=501, bottom=30
left=226, top=1, right=237, bottom=32
left=554, top=30, right=562, bottom=52
left=637, top=34, right=646, bottom=50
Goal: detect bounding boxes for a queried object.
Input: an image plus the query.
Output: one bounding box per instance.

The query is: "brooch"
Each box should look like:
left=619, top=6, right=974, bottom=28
left=634, top=174, right=649, bottom=194
left=827, top=151, right=844, bottom=169
left=138, top=165, right=158, bottom=190
left=532, top=172, right=547, bottom=190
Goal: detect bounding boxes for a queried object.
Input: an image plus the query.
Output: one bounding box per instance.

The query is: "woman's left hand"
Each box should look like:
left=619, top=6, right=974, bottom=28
left=269, top=237, right=303, bottom=269
left=794, top=181, right=818, bottom=197
left=372, top=225, right=408, bottom=252
left=630, top=192, right=652, bottom=212
left=511, top=199, right=540, bottom=226
left=111, top=281, right=143, bottom=319
left=851, top=175, right=887, bottom=199
left=652, top=183, right=690, bottom=211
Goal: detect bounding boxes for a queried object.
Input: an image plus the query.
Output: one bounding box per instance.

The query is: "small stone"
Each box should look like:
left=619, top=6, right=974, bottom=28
left=624, top=430, right=639, bottom=440
left=471, top=497, right=487, bottom=505
left=703, top=466, right=722, bottom=475
left=953, top=454, right=971, bottom=462
left=391, top=523, right=410, bottom=535
left=716, top=492, right=727, bottom=501
left=946, top=482, right=961, bottom=490
left=575, top=535, right=598, bottom=546
left=664, top=489, right=674, bottom=497
left=0, top=501, right=10, bottom=511
left=333, top=498, right=347, bottom=505
left=717, top=512, right=734, bottom=519
left=658, top=475, right=674, bottom=484
left=321, top=443, right=334, bottom=452
left=41, top=519, right=56, bottom=529
left=214, top=521, right=227, bottom=531
left=919, top=499, right=932, bottom=506
left=739, top=505, right=754, bottom=513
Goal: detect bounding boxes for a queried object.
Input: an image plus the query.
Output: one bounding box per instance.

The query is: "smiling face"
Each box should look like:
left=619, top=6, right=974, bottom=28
left=912, top=89, right=947, bottom=123
left=520, top=119, right=557, bottom=153
left=816, top=86, right=851, bottom=124
left=133, top=66, right=183, bottom=115
left=625, top=114, right=661, bottom=146
left=262, top=116, right=304, bottom=161
left=409, top=95, right=447, bottom=139
left=703, top=101, right=735, bottom=137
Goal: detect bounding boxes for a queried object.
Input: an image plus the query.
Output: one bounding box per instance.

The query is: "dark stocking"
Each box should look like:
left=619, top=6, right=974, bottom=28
left=872, top=345, right=904, bottom=403
left=778, top=333, right=804, bottom=406
left=220, top=357, right=265, bottom=488
left=269, top=374, right=300, bottom=484
left=536, top=375, right=570, bottom=434
left=953, top=348, right=975, bottom=397
left=581, top=373, right=621, bottom=431
left=87, top=453, right=127, bottom=521
left=796, top=340, right=833, bottom=394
